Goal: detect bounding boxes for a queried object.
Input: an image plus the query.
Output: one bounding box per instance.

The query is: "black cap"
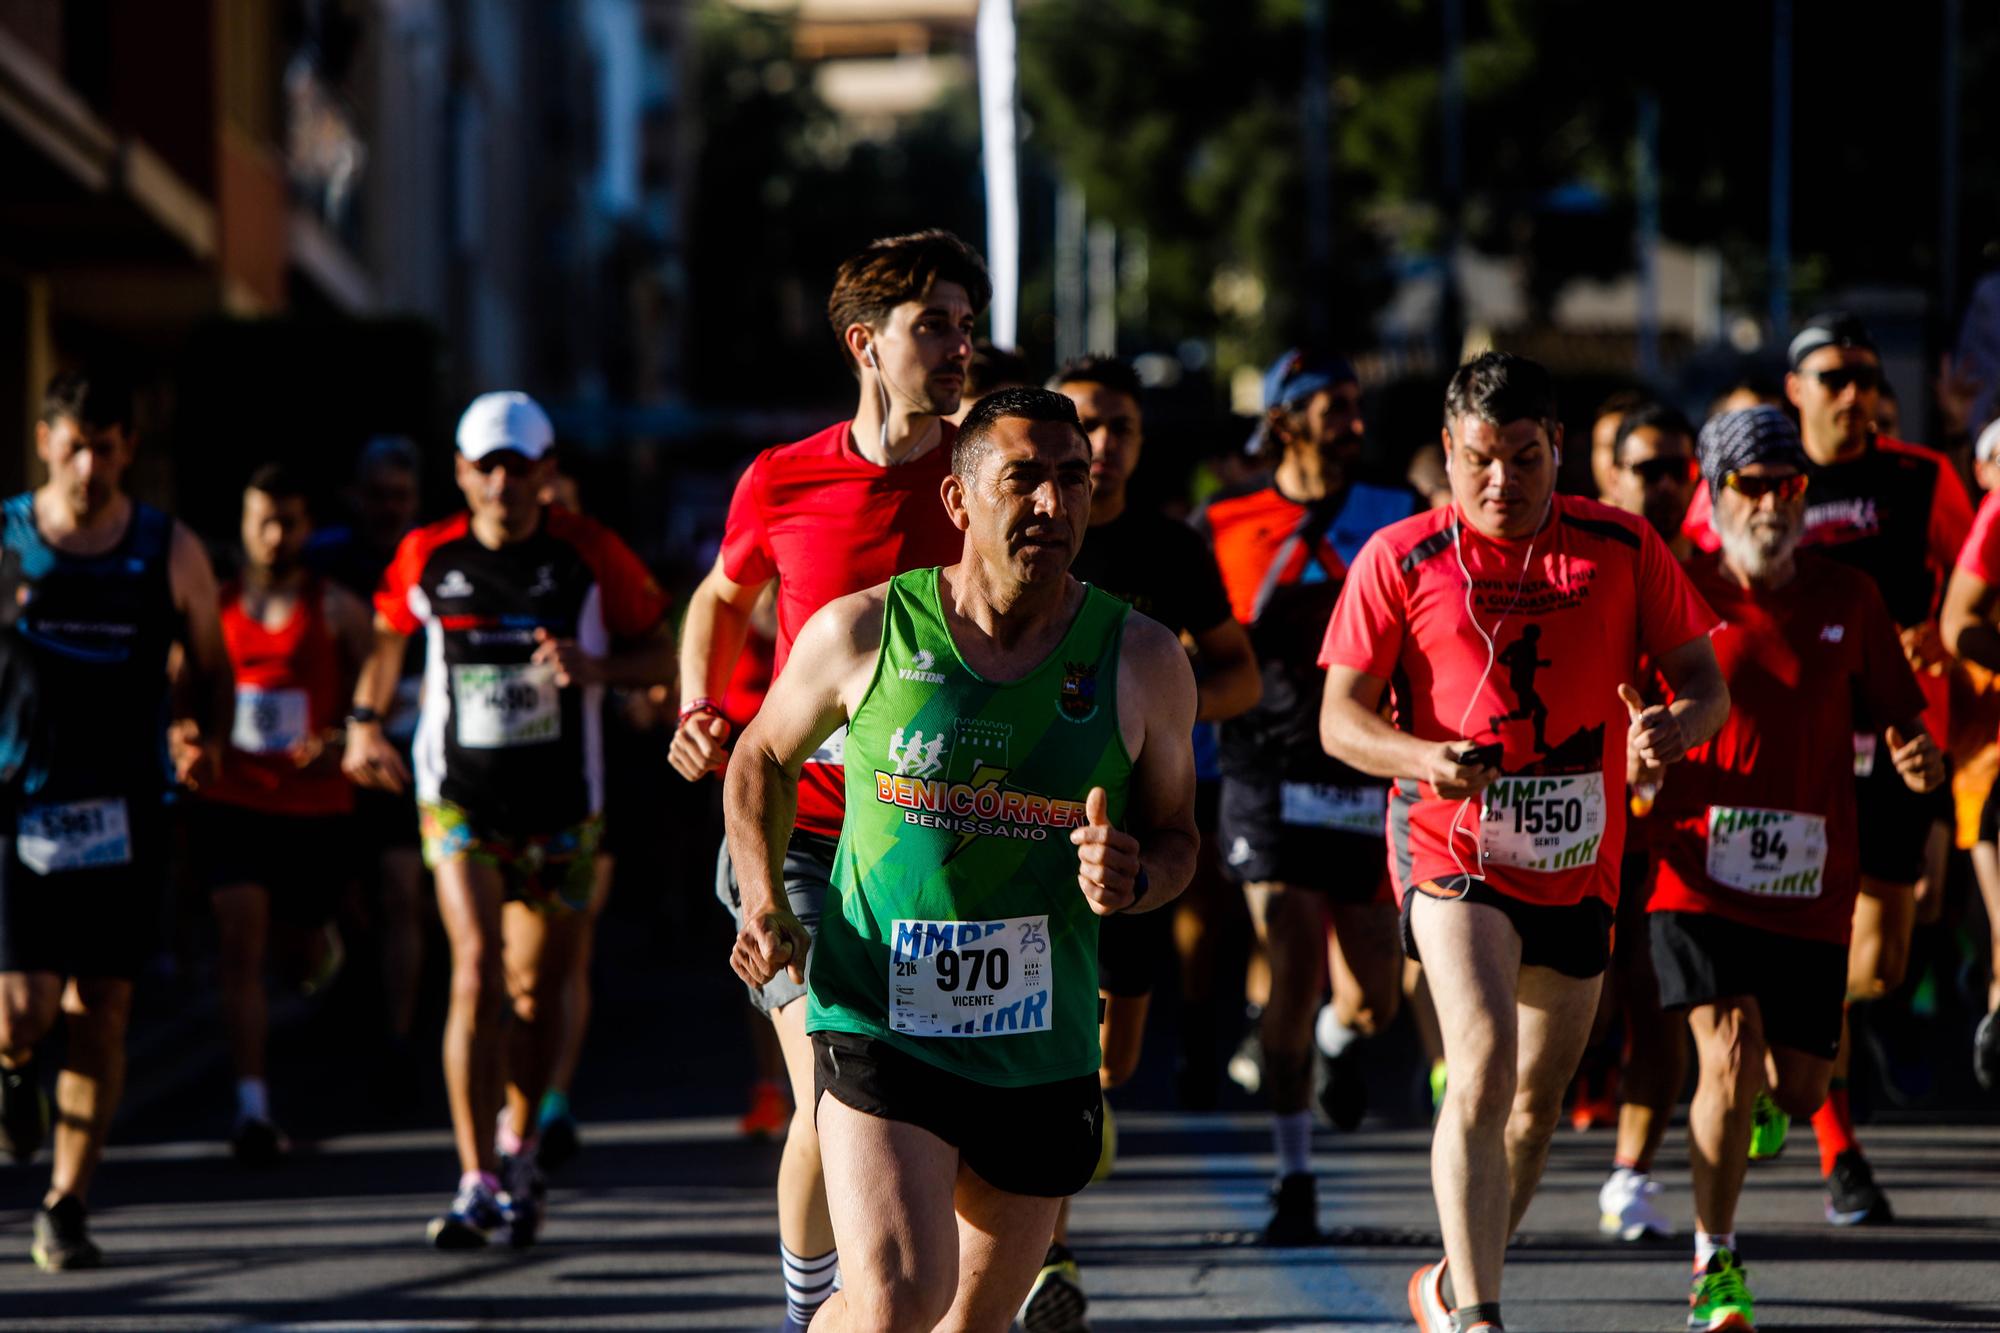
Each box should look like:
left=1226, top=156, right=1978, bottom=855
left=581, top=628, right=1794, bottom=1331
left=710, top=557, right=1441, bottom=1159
left=1787, top=311, right=1877, bottom=370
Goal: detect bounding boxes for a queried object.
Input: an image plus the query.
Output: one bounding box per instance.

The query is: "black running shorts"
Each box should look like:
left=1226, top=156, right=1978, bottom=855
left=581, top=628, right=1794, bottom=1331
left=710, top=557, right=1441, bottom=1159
left=812, top=1030, right=1103, bottom=1198
left=1649, top=909, right=1846, bottom=1062
left=1217, top=774, right=1391, bottom=902
left=1096, top=905, right=1171, bottom=998
left=1400, top=876, right=1613, bottom=980
left=0, top=794, right=166, bottom=980
left=1855, top=736, right=1951, bottom=884
left=192, top=802, right=355, bottom=927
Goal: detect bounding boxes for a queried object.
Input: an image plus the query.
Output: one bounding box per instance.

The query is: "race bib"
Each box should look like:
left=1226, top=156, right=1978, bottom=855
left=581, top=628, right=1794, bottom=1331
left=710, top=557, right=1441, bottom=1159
left=1280, top=782, right=1387, bottom=836
left=888, top=916, right=1052, bottom=1038
left=807, top=725, right=847, bottom=767
left=452, top=663, right=561, bottom=749
left=1479, top=774, right=1606, bottom=872
left=231, top=686, right=310, bottom=755
left=18, top=798, right=132, bottom=876
left=1852, top=732, right=1877, bottom=778
left=1705, top=806, right=1827, bottom=899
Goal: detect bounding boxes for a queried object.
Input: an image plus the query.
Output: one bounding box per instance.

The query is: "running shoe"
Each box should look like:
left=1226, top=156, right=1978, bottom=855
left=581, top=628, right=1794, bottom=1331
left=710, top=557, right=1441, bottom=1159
left=1747, top=1090, right=1788, bottom=1162
left=1687, top=1247, right=1756, bottom=1331
left=1974, top=1010, right=2000, bottom=1092
left=1261, top=1171, right=1320, bottom=1246
left=1313, top=1011, right=1367, bottom=1131
left=1824, top=1149, right=1892, bottom=1227
left=1226, top=1026, right=1265, bottom=1096
left=737, top=1080, right=790, bottom=1139
left=231, top=1115, right=287, bottom=1168
left=1598, top=1168, right=1672, bottom=1240
left=427, top=1175, right=507, bottom=1250
left=1020, top=1242, right=1089, bottom=1333
left=500, top=1150, right=547, bottom=1248
left=1090, top=1097, right=1117, bottom=1184
left=1407, top=1258, right=1453, bottom=1333
left=31, top=1196, right=101, bottom=1272
left=1428, top=1059, right=1448, bottom=1122
left=1569, top=1061, right=1618, bottom=1132
left=539, top=1110, right=581, bottom=1169
left=0, top=1058, right=48, bottom=1163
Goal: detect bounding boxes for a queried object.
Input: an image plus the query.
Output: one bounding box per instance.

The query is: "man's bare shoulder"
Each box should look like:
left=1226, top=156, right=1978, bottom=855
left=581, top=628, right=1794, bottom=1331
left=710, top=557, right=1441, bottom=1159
left=1119, top=610, right=1196, bottom=707
left=794, top=583, right=890, bottom=662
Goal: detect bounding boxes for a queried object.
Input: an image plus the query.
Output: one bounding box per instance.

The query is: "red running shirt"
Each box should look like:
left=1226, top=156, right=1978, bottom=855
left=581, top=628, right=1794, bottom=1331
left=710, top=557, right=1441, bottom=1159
left=204, top=576, right=353, bottom=817
left=1648, top=554, right=1926, bottom=944
left=1318, top=496, right=1717, bottom=909
left=718, top=421, right=963, bottom=838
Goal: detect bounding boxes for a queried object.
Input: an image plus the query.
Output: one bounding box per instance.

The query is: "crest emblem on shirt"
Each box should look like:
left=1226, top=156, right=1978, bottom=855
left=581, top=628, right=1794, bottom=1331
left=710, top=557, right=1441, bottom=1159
left=436, top=570, right=475, bottom=599
left=1058, top=660, right=1100, bottom=723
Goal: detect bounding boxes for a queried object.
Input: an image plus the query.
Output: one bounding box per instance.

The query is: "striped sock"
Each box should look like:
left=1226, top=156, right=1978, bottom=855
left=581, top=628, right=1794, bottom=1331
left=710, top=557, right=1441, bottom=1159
left=782, top=1243, right=839, bottom=1326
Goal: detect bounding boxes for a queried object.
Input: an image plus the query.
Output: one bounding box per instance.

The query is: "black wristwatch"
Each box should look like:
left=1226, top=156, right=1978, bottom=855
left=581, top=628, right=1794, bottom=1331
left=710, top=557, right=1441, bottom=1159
left=347, top=705, right=382, bottom=726
left=1122, top=866, right=1151, bottom=914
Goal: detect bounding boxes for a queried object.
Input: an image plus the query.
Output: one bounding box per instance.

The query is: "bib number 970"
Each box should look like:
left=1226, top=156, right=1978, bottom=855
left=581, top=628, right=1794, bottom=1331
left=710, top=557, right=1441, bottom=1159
left=888, top=916, right=1050, bottom=1039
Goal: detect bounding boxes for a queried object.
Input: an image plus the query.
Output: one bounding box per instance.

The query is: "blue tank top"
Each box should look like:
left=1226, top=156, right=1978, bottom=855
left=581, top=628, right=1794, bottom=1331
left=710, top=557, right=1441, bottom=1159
left=2, top=495, right=178, bottom=799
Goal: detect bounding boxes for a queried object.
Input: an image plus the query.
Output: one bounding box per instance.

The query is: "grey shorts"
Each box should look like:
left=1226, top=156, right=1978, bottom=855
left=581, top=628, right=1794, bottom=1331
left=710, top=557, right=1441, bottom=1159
left=715, top=830, right=836, bottom=1014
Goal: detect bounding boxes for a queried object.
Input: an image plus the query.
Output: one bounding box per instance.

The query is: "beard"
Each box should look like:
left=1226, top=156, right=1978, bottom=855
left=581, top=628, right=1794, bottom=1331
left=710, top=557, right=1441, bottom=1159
left=1718, top=514, right=1799, bottom=580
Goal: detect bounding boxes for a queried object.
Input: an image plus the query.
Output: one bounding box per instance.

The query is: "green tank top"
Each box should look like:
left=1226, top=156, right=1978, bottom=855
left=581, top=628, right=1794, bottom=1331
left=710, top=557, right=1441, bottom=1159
left=807, top=567, right=1134, bottom=1087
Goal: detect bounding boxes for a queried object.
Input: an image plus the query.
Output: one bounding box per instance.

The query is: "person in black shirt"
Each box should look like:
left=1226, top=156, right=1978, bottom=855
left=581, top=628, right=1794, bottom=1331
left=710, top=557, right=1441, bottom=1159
left=1014, top=356, right=1259, bottom=1331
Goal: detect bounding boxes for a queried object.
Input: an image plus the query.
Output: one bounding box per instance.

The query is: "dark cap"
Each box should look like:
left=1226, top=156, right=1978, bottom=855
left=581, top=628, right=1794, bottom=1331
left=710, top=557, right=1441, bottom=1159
left=1248, top=348, right=1358, bottom=454
left=1787, top=311, right=1877, bottom=370
left=1698, top=406, right=1807, bottom=490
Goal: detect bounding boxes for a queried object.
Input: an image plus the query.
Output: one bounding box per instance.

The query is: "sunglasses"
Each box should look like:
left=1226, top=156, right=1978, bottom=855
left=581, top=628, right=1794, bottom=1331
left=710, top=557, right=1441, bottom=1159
left=469, top=450, right=535, bottom=474
left=1625, top=456, right=1697, bottom=485
left=1721, top=471, right=1809, bottom=502
left=1808, top=366, right=1882, bottom=394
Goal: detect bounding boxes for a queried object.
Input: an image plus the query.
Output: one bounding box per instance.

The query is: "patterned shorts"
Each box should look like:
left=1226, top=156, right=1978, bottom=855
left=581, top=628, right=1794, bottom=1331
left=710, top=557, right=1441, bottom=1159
left=419, top=800, right=602, bottom=913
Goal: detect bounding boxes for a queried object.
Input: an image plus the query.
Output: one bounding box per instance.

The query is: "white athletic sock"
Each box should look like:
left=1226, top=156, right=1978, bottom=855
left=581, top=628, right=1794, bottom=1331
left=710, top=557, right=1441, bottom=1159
left=781, top=1243, right=839, bottom=1325
left=1315, top=1004, right=1359, bottom=1059
left=1273, top=1110, right=1313, bottom=1178
left=236, top=1077, right=269, bottom=1123
left=1694, top=1230, right=1735, bottom=1268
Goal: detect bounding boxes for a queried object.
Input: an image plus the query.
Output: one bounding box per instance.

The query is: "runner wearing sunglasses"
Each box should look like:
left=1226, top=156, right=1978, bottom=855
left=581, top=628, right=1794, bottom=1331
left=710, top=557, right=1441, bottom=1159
left=1683, top=311, right=1974, bottom=1227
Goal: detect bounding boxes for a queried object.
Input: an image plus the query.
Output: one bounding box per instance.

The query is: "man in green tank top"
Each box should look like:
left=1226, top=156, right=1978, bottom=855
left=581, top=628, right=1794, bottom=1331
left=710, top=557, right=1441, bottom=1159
left=726, top=388, right=1198, bottom=1333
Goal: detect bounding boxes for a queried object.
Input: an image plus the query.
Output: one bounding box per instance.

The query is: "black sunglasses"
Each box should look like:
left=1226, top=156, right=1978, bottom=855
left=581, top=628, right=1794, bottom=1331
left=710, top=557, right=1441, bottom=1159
left=1625, top=456, right=1697, bottom=485
left=1808, top=366, right=1882, bottom=394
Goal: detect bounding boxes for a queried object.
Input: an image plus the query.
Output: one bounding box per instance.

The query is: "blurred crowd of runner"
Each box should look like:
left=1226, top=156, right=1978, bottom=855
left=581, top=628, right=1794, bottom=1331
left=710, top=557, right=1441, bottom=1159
left=1, top=227, right=1998, bottom=1333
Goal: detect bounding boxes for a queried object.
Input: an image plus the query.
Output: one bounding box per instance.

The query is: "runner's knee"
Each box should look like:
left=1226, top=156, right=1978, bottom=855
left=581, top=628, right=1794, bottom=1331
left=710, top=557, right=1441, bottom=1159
left=845, top=1269, right=955, bottom=1333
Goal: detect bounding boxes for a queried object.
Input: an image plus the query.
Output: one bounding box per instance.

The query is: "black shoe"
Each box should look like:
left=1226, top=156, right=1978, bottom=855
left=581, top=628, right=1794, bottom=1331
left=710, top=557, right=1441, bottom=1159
left=501, top=1151, right=546, bottom=1248
left=0, top=1059, right=48, bottom=1163
left=1314, top=1043, right=1367, bottom=1131
left=538, top=1112, right=580, bottom=1171
left=1261, top=1171, right=1321, bottom=1245
left=1824, top=1149, right=1893, bottom=1227
left=231, top=1116, right=286, bottom=1168
left=31, top=1196, right=101, bottom=1272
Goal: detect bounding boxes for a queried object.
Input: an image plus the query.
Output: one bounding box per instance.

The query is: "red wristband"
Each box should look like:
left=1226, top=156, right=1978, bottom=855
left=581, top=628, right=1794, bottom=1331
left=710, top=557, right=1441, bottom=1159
left=679, top=698, right=725, bottom=726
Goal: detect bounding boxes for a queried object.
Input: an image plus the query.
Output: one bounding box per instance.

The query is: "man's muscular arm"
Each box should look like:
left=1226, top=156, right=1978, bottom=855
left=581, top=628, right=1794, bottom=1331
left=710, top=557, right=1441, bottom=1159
left=1074, top=615, right=1199, bottom=916
left=671, top=556, right=772, bottom=780
left=725, top=589, right=884, bottom=985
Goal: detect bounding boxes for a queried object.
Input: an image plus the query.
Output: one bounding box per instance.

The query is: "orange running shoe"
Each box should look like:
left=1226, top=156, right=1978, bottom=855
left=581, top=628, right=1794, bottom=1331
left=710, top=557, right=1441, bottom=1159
left=738, top=1079, right=791, bottom=1139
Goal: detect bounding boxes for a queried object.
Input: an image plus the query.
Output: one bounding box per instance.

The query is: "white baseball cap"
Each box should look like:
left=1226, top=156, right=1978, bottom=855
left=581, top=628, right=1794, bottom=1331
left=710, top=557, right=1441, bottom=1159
left=1977, top=417, right=2000, bottom=467
left=456, top=391, right=554, bottom=462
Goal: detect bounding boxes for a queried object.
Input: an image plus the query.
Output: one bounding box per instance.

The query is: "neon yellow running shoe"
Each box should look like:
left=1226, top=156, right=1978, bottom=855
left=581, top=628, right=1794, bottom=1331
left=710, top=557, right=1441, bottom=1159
left=1090, top=1097, right=1116, bottom=1183
left=1747, top=1090, right=1788, bottom=1162
left=1688, top=1248, right=1756, bottom=1331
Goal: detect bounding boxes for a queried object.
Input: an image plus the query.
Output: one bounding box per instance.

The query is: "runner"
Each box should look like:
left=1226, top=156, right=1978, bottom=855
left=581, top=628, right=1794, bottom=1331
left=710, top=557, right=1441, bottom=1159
left=344, top=391, right=672, bottom=1249
left=1022, top=354, right=1259, bottom=1328
left=199, top=464, right=373, bottom=1165
left=1938, top=414, right=2000, bottom=1090
left=1320, top=352, right=1728, bottom=1333
left=726, top=387, right=1198, bottom=1333
left=1649, top=407, right=1941, bottom=1331
left=1200, top=349, right=1418, bottom=1243
left=0, top=369, right=233, bottom=1270
left=1593, top=404, right=1698, bottom=1240
left=1685, top=311, right=1973, bottom=1225
left=672, top=228, right=985, bottom=1332
left=306, top=437, right=426, bottom=1100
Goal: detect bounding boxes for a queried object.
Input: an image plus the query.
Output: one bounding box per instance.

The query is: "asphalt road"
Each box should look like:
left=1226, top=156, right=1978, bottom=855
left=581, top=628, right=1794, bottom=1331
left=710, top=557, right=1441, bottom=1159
left=0, top=852, right=1995, bottom=1331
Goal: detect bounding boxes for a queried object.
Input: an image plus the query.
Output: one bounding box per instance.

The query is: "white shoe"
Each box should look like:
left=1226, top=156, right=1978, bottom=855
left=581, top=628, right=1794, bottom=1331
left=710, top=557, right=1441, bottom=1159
left=1597, top=1167, right=1671, bottom=1240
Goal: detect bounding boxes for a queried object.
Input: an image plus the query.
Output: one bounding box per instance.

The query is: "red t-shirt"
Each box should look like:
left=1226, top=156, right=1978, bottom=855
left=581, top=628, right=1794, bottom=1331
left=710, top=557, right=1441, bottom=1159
left=1318, top=496, right=1717, bottom=909
left=1648, top=554, right=1927, bottom=944
left=718, top=421, right=963, bottom=837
